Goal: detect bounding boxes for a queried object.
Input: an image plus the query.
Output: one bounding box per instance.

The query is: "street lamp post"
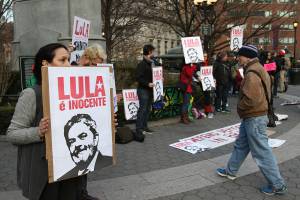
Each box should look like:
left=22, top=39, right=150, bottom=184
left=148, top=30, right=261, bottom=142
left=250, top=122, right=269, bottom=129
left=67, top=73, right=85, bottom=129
left=194, top=0, right=218, bottom=61
left=293, top=21, right=298, bottom=60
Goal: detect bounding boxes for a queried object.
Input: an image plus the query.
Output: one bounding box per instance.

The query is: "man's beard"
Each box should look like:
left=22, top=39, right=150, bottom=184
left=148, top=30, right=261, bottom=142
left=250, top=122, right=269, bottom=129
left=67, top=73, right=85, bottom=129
left=71, top=145, right=97, bottom=170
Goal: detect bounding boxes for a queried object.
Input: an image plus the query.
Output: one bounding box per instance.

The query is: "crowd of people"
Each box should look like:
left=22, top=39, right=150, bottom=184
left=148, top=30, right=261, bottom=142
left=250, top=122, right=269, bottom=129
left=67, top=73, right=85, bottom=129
left=177, top=47, right=292, bottom=125
left=5, top=41, right=291, bottom=200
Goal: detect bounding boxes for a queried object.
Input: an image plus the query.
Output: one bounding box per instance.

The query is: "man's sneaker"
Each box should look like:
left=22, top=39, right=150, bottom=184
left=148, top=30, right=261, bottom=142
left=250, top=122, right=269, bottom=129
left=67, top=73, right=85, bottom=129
left=261, top=185, right=287, bottom=195
left=216, top=168, right=237, bottom=180
left=207, top=113, right=214, bottom=119
left=222, top=108, right=231, bottom=113
left=215, top=108, right=221, bottom=112
left=143, top=127, right=154, bottom=134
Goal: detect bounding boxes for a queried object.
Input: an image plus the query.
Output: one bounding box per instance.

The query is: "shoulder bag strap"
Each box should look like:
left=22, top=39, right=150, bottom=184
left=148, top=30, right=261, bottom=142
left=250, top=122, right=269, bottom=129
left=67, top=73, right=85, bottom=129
left=246, top=70, right=270, bottom=104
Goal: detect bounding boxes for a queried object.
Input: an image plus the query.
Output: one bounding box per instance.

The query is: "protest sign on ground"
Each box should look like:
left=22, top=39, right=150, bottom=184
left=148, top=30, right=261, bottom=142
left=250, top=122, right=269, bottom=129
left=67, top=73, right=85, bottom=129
left=152, top=66, right=163, bottom=102
left=181, top=36, right=204, bottom=64
left=42, top=66, right=114, bottom=182
left=70, top=16, right=90, bottom=63
left=230, top=26, right=243, bottom=51
left=200, top=66, right=215, bottom=91
left=170, top=123, right=286, bottom=154
left=123, top=89, right=139, bottom=120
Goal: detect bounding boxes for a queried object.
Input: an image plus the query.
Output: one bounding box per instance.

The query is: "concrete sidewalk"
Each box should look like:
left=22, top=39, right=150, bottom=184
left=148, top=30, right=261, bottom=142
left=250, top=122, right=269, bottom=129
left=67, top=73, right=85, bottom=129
left=1, top=120, right=300, bottom=200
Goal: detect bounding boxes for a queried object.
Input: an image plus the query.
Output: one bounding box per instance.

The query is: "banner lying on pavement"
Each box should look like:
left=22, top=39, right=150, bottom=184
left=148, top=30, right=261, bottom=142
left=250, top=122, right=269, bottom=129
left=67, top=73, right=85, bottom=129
left=170, top=123, right=240, bottom=154
left=170, top=123, right=287, bottom=154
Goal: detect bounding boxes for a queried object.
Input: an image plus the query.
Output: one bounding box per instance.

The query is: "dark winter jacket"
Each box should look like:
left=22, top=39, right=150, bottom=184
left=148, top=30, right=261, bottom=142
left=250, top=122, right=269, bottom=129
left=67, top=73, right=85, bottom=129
left=274, top=56, right=285, bottom=73
left=213, top=60, right=230, bottom=85
left=136, top=57, right=154, bottom=91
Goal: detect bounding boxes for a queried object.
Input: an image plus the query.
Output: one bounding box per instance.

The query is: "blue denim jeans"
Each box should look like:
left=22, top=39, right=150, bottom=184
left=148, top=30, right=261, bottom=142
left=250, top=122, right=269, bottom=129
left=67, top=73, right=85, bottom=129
left=136, top=88, right=152, bottom=131
left=226, top=115, right=285, bottom=189
left=181, top=93, right=191, bottom=114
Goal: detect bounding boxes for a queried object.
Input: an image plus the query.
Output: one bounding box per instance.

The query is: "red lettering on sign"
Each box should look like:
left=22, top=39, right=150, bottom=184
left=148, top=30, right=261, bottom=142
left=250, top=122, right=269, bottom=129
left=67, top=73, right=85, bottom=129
left=74, top=20, right=89, bottom=37
left=58, top=76, right=106, bottom=100
left=183, top=38, right=200, bottom=48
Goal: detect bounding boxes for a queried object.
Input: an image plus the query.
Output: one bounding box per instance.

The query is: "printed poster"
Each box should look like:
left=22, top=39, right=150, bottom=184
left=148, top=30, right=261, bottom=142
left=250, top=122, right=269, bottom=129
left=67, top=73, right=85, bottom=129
left=264, top=62, right=277, bottom=72
left=200, top=66, right=215, bottom=91
left=152, top=66, right=163, bottom=102
left=230, top=26, right=243, bottom=51
left=170, top=123, right=240, bottom=154
left=181, top=37, right=204, bottom=64
left=70, top=16, right=91, bottom=63
left=123, top=89, right=139, bottom=120
left=98, top=64, right=118, bottom=112
left=42, top=66, right=113, bottom=182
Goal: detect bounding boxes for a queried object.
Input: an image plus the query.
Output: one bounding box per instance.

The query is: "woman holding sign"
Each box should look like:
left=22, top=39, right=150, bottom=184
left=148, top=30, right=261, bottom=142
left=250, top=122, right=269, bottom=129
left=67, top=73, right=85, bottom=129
left=179, top=63, right=197, bottom=124
left=7, top=43, right=84, bottom=200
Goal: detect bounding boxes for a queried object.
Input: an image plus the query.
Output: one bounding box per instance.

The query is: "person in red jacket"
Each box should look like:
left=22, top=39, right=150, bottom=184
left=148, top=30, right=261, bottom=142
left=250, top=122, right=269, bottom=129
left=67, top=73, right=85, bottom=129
left=179, top=63, right=197, bottom=124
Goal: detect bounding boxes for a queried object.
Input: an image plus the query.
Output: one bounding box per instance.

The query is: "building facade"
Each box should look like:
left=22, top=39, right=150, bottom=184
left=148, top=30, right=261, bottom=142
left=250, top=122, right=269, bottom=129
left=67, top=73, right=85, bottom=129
left=224, top=0, right=300, bottom=57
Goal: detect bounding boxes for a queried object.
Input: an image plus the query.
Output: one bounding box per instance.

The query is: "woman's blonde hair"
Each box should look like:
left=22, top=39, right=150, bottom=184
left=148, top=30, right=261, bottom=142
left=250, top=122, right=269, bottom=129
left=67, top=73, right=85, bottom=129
left=83, top=44, right=107, bottom=61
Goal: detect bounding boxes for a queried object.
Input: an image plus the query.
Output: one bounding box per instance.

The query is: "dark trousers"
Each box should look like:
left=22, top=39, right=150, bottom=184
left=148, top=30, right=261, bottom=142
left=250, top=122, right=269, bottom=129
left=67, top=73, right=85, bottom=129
left=136, top=88, right=152, bottom=131
left=273, top=72, right=279, bottom=96
left=215, top=84, right=229, bottom=110
left=39, top=177, right=83, bottom=200
left=181, top=93, right=191, bottom=114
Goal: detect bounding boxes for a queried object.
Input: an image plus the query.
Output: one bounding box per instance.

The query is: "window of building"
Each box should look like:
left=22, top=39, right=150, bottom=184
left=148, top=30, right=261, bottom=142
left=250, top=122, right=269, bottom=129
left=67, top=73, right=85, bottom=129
left=252, top=24, right=272, bottom=30
left=253, top=37, right=272, bottom=45
left=226, top=0, right=245, bottom=3
left=164, top=41, right=168, bottom=54
left=280, top=24, right=294, bottom=30
left=277, top=0, right=297, bottom=3
left=227, top=24, right=234, bottom=29
left=253, top=0, right=272, bottom=3
left=171, top=40, right=175, bottom=48
left=250, top=10, right=272, bottom=17
left=157, top=40, right=161, bottom=55
left=279, top=37, right=295, bottom=44
left=277, top=11, right=296, bottom=17
left=265, top=11, right=272, bottom=17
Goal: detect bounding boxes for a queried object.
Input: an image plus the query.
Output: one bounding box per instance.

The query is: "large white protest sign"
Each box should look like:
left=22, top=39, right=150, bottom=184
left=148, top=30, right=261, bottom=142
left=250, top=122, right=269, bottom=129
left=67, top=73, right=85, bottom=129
left=71, top=16, right=91, bottom=63
left=98, top=64, right=118, bottom=113
left=123, top=89, right=139, bottom=120
left=152, top=66, right=163, bottom=102
left=200, top=66, right=215, bottom=91
left=42, top=66, right=114, bottom=182
left=230, top=26, right=243, bottom=51
left=182, top=37, right=204, bottom=64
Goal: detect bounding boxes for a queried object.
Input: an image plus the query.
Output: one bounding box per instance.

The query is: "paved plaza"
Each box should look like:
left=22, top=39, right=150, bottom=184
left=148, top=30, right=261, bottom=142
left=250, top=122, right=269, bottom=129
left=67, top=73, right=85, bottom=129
left=0, top=86, right=300, bottom=200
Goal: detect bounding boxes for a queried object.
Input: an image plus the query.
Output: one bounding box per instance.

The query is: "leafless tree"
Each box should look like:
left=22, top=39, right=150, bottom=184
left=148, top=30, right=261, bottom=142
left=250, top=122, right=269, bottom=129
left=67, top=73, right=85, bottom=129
left=101, top=0, right=147, bottom=62
left=0, top=0, right=14, bottom=103
left=141, top=0, right=294, bottom=56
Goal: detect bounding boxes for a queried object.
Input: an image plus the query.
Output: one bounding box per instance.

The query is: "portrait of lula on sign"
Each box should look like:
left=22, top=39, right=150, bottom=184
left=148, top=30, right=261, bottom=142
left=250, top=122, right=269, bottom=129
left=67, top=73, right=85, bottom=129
left=44, top=66, right=113, bottom=182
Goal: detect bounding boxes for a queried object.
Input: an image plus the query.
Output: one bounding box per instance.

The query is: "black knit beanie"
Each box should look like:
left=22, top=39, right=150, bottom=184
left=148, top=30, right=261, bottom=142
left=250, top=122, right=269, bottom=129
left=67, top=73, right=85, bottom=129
left=237, top=45, right=258, bottom=59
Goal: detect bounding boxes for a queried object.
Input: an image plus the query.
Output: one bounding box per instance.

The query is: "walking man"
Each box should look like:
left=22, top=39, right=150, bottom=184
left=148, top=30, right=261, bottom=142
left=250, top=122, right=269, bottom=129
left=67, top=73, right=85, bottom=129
left=216, top=45, right=287, bottom=195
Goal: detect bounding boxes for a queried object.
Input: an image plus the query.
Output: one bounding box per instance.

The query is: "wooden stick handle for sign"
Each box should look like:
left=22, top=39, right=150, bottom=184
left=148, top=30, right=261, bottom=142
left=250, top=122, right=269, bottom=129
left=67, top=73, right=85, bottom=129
left=110, top=88, right=117, bottom=165
left=41, top=66, right=54, bottom=183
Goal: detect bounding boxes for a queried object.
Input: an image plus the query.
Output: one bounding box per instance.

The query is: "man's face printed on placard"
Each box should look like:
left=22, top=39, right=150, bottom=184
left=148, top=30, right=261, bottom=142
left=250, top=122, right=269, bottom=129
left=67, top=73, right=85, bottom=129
left=128, top=102, right=138, bottom=117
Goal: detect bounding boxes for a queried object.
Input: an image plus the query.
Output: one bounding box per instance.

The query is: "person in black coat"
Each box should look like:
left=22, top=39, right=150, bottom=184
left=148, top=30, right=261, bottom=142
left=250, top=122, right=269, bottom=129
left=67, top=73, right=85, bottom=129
left=213, top=51, right=231, bottom=112
left=135, top=44, right=156, bottom=141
